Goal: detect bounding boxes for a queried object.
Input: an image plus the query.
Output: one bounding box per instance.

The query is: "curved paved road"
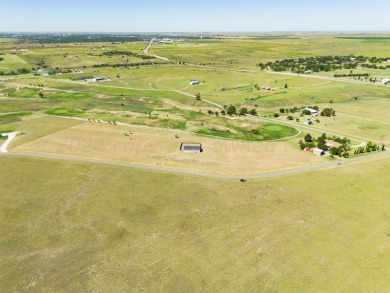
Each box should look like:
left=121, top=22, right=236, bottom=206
left=0, top=132, right=18, bottom=153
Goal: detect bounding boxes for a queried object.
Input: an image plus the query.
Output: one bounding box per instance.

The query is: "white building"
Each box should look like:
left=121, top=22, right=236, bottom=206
left=304, top=108, right=319, bottom=116
left=189, top=80, right=200, bottom=85
left=381, top=78, right=390, bottom=85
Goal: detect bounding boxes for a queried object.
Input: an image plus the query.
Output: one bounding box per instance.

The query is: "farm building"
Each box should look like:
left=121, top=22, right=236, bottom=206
left=313, top=148, right=326, bottom=156
left=304, top=70, right=313, bottom=74
left=180, top=142, right=203, bottom=153
left=304, top=108, right=318, bottom=115
left=381, top=78, right=390, bottom=85
left=85, top=77, right=111, bottom=83
left=325, top=140, right=342, bottom=148
left=304, top=120, right=313, bottom=125
left=306, top=148, right=325, bottom=156
left=189, top=80, right=200, bottom=85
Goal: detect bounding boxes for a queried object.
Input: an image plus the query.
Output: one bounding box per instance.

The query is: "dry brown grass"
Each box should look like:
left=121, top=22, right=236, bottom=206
left=10, top=118, right=323, bottom=176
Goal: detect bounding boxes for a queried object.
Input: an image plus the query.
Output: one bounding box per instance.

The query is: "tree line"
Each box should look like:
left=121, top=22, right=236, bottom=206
left=257, top=55, right=390, bottom=73
left=100, top=51, right=155, bottom=60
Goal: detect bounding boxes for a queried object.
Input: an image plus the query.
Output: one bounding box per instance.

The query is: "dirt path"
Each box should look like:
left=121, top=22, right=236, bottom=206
left=0, top=132, right=18, bottom=153
left=144, top=38, right=170, bottom=61
left=2, top=150, right=389, bottom=179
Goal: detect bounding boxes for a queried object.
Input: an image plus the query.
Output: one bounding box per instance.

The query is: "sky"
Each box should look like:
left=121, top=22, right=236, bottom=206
left=0, top=0, right=389, bottom=32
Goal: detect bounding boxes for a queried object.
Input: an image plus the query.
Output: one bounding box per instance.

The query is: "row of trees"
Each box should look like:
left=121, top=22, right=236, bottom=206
left=334, top=73, right=370, bottom=78
left=92, top=61, right=161, bottom=68
left=354, top=142, right=385, bottom=154
left=257, top=55, right=390, bottom=73
left=207, top=105, right=257, bottom=117
left=0, top=68, right=30, bottom=76
left=101, top=51, right=155, bottom=60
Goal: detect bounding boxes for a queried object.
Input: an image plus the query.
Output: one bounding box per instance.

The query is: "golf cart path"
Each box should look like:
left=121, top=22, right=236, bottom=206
left=0, top=132, right=18, bottom=153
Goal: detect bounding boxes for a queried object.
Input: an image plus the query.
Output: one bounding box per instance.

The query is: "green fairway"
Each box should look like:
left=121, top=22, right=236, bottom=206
left=196, top=122, right=298, bottom=141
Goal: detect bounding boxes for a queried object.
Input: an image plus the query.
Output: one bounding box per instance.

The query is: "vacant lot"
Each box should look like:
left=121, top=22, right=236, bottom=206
left=9, top=117, right=318, bottom=176
left=0, top=155, right=389, bottom=292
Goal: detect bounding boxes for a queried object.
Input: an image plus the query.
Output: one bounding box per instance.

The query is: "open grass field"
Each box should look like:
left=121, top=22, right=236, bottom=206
left=151, top=36, right=390, bottom=69
left=1, top=154, right=389, bottom=292
left=0, top=41, right=150, bottom=71
left=5, top=116, right=317, bottom=176
left=1, top=33, right=390, bottom=292
left=274, top=97, right=390, bottom=144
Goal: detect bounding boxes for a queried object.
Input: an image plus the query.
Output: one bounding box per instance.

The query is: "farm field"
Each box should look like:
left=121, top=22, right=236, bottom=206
left=1, top=154, right=390, bottom=292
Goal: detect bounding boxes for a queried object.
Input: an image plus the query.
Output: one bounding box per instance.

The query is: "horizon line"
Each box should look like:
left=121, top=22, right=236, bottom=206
left=0, top=30, right=390, bottom=34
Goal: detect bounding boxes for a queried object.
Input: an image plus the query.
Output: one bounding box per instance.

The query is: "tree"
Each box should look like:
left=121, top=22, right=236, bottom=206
left=382, top=145, right=386, bottom=151
left=273, top=113, right=279, bottom=118
left=287, top=115, right=294, bottom=120
left=239, top=108, right=248, bottom=116
left=226, top=105, right=237, bottom=116
left=279, top=108, right=285, bottom=113
left=284, top=83, right=288, bottom=88
left=299, top=140, right=305, bottom=150
left=221, top=110, right=226, bottom=115
left=304, top=133, right=312, bottom=142
left=249, top=109, right=257, bottom=116
left=38, top=92, right=44, bottom=98
left=318, top=132, right=326, bottom=143
left=195, top=93, right=202, bottom=100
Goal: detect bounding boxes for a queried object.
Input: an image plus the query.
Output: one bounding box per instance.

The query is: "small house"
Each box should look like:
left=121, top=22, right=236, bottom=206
left=312, top=148, right=326, bottom=156
left=304, top=70, right=312, bottom=74
left=304, top=120, right=313, bottom=125
left=304, top=107, right=318, bottom=115
left=381, top=78, right=390, bottom=85
left=189, top=80, right=200, bottom=85
left=325, top=140, right=342, bottom=148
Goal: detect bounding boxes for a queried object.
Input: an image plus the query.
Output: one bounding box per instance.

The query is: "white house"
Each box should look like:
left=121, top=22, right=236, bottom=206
left=304, top=70, right=312, bottom=74
left=304, top=119, right=313, bottom=125
left=381, top=78, right=390, bottom=85
left=189, top=80, right=200, bottom=85
left=304, top=108, right=318, bottom=116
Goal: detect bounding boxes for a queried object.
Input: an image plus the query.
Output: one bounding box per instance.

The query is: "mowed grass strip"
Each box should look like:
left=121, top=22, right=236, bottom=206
left=0, top=155, right=389, bottom=292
